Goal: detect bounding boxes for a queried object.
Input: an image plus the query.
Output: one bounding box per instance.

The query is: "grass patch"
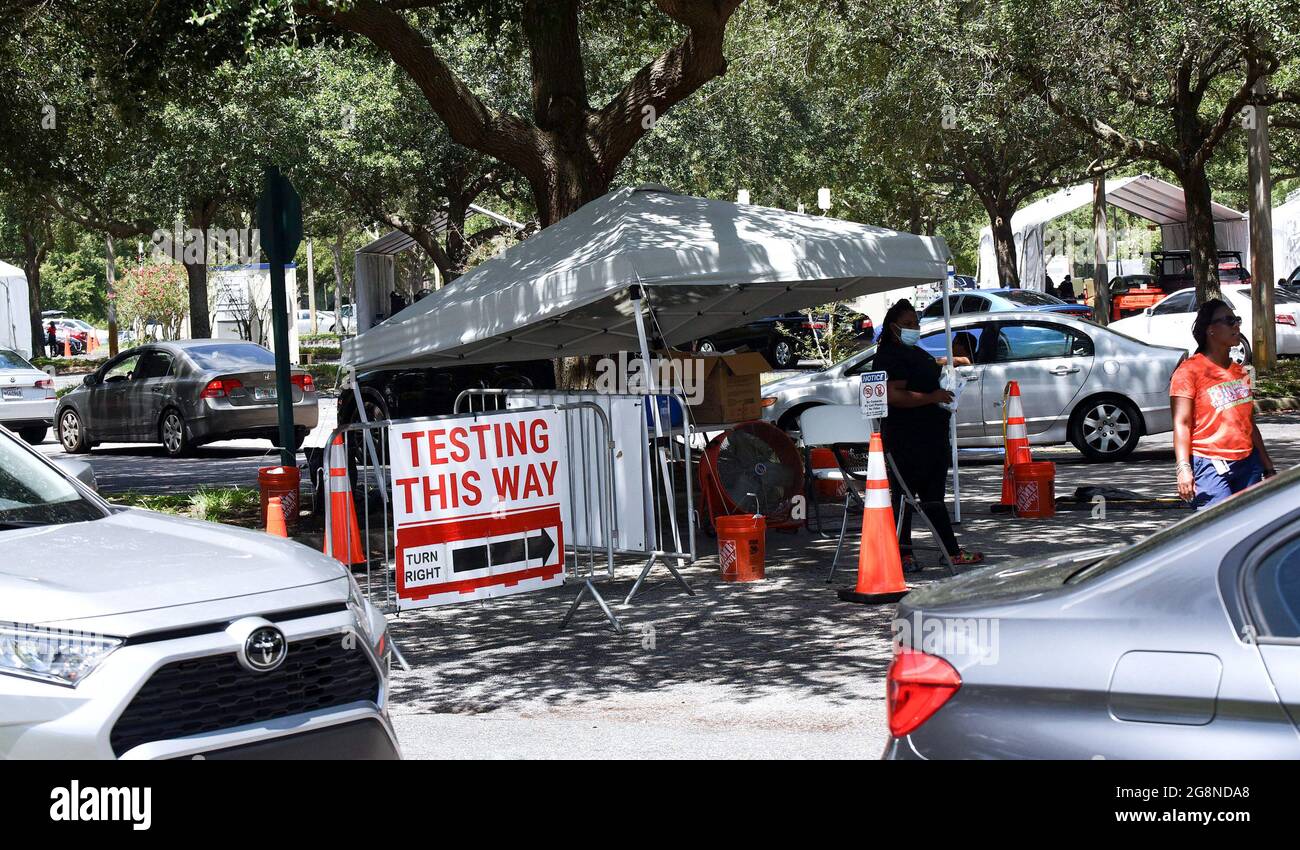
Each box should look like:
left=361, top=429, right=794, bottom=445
left=1256, top=359, right=1300, bottom=399
left=111, top=486, right=264, bottom=527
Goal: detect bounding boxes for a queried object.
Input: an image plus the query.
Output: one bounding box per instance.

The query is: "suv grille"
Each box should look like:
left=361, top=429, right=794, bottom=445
left=110, top=634, right=380, bottom=756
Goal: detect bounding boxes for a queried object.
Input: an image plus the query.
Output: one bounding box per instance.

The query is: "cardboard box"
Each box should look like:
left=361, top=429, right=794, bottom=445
left=659, top=350, right=770, bottom=424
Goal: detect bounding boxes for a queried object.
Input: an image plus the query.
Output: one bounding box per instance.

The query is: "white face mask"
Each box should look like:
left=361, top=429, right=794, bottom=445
left=898, top=327, right=921, bottom=347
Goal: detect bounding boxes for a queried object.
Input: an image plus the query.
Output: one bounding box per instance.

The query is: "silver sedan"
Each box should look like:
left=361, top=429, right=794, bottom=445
left=55, top=340, right=319, bottom=457
left=884, top=466, right=1300, bottom=758
left=761, top=310, right=1185, bottom=461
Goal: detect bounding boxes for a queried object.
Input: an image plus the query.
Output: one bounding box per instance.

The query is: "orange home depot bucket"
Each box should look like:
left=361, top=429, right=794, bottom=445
left=716, top=514, right=766, bottom=582
left=258, top=465, right=301, bottom=532
left=810, top=448, right=848, bottom=501
left=1012, top=461, right=1056, bottom=518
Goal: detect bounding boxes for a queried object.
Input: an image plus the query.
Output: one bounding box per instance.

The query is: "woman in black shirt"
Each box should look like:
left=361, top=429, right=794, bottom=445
left=873, top=300, right=983, bottom=569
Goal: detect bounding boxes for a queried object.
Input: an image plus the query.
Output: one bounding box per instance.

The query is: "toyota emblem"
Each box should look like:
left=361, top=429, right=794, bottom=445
left=225, top=617, right=289, bottom=672
left=239, top=625, right=287, bottom=672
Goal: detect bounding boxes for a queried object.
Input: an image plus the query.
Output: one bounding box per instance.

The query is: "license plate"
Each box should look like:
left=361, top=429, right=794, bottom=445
left=253, top=387, right=277, bottom=401
left=1, top=388, right=21, bottom=400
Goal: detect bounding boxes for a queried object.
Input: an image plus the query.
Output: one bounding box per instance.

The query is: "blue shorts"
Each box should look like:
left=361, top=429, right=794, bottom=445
left=1192, top=450, right=1264, bottom=511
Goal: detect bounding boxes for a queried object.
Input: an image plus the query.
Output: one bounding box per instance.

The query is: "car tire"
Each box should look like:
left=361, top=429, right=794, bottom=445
left=1069, top=396, right=1142, bottom=462
left=696, top=339, right=718, bottom=354
left=57, top=408, right=89, bottom=454
left=159, top=408, right=193, bottom=458
left=19, top=426, right=48, bottom=445
left=769, top=339, right=796, bottom=369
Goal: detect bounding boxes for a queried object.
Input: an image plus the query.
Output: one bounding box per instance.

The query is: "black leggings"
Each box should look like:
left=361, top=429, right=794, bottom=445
left=888, top=444, right=960, bottom=557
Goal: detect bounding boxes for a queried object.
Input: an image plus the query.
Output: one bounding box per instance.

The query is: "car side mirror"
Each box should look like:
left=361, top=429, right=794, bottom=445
left=82, top=373, right=97, bottom=386
left=54, top=458, right=97, bottom=491
left=1143, top=307, right=1153, bottom=316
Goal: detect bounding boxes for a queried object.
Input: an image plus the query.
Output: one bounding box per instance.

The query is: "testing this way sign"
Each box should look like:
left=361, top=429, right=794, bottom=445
left=860, top=370, right=888, bottom=419
left=388, top=410, right=569, bottom=609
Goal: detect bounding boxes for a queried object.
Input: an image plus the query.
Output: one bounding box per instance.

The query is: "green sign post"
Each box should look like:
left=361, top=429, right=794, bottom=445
left=255, top=165, right=303, bottom=467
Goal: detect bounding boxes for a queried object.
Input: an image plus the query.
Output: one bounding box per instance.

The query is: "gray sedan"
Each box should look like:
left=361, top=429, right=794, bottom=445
left=762, top=311, right=1185, bottom=461
left=884, top=466, right=1300, bottom=759
left=56, top=340, right=319, bottom=457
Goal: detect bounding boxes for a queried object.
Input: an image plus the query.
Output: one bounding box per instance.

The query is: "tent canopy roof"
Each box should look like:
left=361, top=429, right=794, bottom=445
left=356, top=204, right=524, bottom=257
left=1002, top=174, right=1244, bottom=235
left=343, top=185, right=948, bottom=371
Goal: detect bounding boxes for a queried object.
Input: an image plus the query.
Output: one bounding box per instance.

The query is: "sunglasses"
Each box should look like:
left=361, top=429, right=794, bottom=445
left=1211, top=315, right=1242, bottom=327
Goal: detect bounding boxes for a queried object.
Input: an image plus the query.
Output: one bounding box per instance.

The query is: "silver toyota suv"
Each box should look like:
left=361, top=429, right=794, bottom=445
left=0, top=425, right=398, bottom=759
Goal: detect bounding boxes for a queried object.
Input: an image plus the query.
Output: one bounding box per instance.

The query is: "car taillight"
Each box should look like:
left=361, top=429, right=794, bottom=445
left=802, top=321, right=826, bottom=330
left=1276, top=314, right=1296, bottom=326
left=887, top=647, right=961, bottom=737
left=35, top=378, right=54, bottom=397
left=291, top=373, right=315, bottom=392
left=201, top=378, right=242, bottom=398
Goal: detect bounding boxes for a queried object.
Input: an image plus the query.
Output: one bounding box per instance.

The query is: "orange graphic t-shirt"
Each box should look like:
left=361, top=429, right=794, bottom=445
left=1169, top=354, right=1255, bottom=461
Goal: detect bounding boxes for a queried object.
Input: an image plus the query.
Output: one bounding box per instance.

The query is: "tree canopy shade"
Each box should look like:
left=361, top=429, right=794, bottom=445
left=207, top=0, right=745, bottom=226
left=1005, top=0, right=1300, bottom=300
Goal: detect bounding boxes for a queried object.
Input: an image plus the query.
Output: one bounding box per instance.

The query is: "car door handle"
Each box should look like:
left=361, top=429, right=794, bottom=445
left=1049, top=366, right=1080, bottom=376
left=962, top=373, right=979, bottom=382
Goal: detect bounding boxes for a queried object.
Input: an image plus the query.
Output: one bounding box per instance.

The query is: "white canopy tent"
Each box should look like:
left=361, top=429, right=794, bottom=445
left=343, top=185, right=949, bottom=371
left=976, top=174, right=1248, bottom=290
left=1272, top=189, right=1300, bottom=282
left=0, top=260, right=33, bottom=357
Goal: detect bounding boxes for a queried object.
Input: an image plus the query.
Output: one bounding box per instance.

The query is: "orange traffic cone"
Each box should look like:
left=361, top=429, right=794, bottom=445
left=265, top=495, right=289, bottom=537
left=324, top=434, right=366, bottom=566
left=995, top=381, right=1033, bottom=512
left=837, top=432, right=909, bottom=604
left=62, top=337, right=71, bottom=358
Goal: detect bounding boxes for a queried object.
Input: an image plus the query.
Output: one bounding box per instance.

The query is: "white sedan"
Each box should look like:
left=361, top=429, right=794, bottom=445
left=1109, top=284, right=1300, bottom=356
left=0, top=347, right=56, bottom=443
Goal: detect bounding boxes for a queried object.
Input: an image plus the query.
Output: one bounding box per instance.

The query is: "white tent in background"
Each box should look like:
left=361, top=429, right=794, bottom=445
left=0, top=260, right=33, bottom=357
left=976, top=174, right=1248, bottom=290
left=343, top=185, right=949, bottom=371
left=1273, top=190, right=1300, bottom=282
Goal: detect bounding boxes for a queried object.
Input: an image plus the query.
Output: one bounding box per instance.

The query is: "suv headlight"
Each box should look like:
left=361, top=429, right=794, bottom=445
left=0, top=623, right=122, bottom=686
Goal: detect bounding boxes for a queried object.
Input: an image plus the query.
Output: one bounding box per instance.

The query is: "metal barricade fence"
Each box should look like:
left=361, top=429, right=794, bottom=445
left=455, top=389, right=698, bottom=605
left=324, top=401, right=626, bottom=632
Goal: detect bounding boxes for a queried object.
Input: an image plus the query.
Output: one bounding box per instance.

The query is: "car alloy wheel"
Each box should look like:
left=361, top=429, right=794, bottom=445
left=697, top=340, right=717, bottom=354
left=1080, top=402, right=1133, bottom=456
left=59, top=410, right=84, bottom=452
left=772, top=340, right=794, bottom=368
left=161, top=411, right=186, bottom=456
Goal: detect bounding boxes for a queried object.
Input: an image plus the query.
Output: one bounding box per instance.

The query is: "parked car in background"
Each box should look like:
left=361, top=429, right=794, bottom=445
left=920, top=288, right=1094, bottom=322
left=691, top=311, right=828, bottom=369
left=0, top=347, right=56, bottom=443
left=55, top=340, right=319, bottom=457
left=1151, top=249, right=1250, bottom=293
left=762, top=310, right=1184, bottom=461
left=296, top=309, right=338, bottom=335
left=885, top=466, right=1300, bottom=759
left=1109, top=284, right=1300, bottom=357
left=0, top=426, right=398, bottom=759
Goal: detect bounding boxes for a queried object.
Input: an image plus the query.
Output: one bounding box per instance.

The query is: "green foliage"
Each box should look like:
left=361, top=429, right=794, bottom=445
left=110, top=486, right=263, bottom=526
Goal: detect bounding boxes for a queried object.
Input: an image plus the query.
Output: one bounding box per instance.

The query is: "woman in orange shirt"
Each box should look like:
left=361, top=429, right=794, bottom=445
left=1170, top=298, right=1276, bottom=510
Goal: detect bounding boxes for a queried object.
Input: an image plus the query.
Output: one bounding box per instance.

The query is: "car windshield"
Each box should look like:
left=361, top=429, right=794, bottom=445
left=0, top=349, right=34, bottom=370
left=1001, top=290, right=1063, bottom=306
left=0, top=434, right=104, bottom=528
left=184, top=342, right=276, bottom=370
left=1069, top=466, right=1300, bottom=584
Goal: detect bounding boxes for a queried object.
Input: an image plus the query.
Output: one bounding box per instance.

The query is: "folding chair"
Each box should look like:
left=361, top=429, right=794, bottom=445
left=798, top=405, right=868, bottom=537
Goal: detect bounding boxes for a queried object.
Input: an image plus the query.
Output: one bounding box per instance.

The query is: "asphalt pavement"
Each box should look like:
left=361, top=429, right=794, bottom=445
left=28, top=380, right=1299, bottom=759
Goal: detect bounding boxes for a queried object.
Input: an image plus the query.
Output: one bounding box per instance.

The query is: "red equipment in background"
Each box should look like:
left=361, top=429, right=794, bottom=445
left=698, top=420, right=804, bottom=532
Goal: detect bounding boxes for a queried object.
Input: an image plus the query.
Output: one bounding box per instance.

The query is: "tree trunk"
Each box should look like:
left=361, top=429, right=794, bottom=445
left=183, top=208, right=213, bottom=339
left=105, top=234, right=119, bottom=357
left=1247, top=77, right=1276, bottom=371
left=1092, top=175, right=1111, bottom=327
left=989, top=204, right=1020, bottom=287
left=20, top=226, right=47, bottom=358
left=331, top=224, right=346, bottom=334
left=1179, top=167, right=1221, bottom=303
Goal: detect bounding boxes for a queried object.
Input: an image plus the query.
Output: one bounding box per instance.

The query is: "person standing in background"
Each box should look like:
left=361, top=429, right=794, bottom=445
left=1170, top=299, right=1276, bottom=510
